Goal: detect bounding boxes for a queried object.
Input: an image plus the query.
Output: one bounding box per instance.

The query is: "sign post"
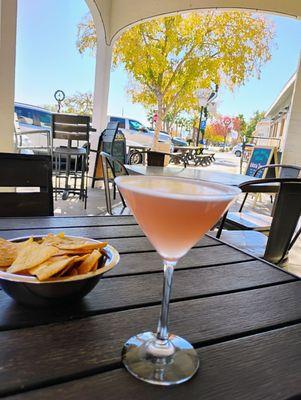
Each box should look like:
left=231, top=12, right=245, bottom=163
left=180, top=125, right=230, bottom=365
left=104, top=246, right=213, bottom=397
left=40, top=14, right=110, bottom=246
left=240, top=135, right=246, bottom=174
left=54, top=90, right=65, bottom=113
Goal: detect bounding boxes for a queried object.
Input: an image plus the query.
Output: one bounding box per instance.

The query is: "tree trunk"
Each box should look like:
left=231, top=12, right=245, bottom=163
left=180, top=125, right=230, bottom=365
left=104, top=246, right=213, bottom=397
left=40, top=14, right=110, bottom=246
left=165, top=120, right=170, bottom=133
left=152, top=95, right=163, bottom=151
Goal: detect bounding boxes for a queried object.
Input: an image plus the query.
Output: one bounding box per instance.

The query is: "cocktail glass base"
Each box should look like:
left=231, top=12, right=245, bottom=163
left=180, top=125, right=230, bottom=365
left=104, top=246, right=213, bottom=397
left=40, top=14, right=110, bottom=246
left=122, top=331, right=199, bottom=386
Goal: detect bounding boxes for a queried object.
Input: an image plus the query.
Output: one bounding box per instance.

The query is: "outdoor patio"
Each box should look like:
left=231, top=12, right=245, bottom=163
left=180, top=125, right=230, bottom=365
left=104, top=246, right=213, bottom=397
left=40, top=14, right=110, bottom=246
left=0, top=0, right=300, bottom=398
left=54, top=151, right=301, bottom=278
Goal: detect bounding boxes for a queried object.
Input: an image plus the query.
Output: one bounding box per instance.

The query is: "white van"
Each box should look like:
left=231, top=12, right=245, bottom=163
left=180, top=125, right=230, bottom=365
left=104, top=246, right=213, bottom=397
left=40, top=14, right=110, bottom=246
left=109, top=116, right=172, bottom=148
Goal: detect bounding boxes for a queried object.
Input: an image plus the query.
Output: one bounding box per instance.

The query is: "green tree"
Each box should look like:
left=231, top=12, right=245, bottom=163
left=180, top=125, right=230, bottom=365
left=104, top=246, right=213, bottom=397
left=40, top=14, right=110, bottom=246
left=43, top=92, right=93, bottom=115
left=77, top=15, right=97, bottom=55
left=146, top=109, right=155, bottom=128
left=237, top=114, right=247, bottom=137
left=78, top=12, right=274, bottom=149
left=245, top=110, right=265, bottom=139
left=41, top=104, right=57, bottom=113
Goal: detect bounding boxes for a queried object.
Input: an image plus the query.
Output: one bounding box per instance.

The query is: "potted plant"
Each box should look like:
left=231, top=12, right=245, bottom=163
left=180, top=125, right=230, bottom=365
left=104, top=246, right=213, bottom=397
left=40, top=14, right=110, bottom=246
left=147, top=150, right=167, bottom=166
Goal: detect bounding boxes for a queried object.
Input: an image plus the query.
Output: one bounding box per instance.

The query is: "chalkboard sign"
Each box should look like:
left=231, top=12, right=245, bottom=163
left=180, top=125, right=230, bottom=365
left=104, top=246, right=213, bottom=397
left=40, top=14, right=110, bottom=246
left=92, top=122, right=127, bottom=187
left=245, top=146, right=278, bottom=178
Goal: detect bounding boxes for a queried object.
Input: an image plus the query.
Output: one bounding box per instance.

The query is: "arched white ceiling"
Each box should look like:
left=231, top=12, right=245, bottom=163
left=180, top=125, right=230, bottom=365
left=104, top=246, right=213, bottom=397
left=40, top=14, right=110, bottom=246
left=86, top=0, right=301, bottom=45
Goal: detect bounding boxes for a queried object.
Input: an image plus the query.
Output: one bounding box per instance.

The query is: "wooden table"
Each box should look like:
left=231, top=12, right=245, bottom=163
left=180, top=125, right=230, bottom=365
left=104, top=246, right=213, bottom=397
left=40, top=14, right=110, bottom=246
left=0, top=215, right=300, bottom=399
left=125, top=164, right=257, bottom=186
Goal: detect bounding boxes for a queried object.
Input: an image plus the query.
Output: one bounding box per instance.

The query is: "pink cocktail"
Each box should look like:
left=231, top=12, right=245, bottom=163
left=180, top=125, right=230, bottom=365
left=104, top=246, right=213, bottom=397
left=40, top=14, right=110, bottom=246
left=115, top=175, right=240, bottom=385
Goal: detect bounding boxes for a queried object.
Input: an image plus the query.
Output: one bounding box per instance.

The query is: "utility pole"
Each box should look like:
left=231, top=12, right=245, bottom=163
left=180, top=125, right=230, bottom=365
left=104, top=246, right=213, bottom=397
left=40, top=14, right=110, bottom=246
left=196, top=106, right=204, bottom=146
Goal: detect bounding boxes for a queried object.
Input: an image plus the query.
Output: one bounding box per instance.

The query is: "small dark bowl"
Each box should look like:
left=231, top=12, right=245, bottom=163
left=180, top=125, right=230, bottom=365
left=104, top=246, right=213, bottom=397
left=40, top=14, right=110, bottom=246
left=0, top=236, right=120, bottom=308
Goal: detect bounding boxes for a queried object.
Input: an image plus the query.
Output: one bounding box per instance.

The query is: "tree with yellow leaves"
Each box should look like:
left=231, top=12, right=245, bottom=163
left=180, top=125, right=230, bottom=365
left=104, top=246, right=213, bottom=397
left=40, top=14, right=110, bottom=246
left=78, top=12, right=274, bottom=149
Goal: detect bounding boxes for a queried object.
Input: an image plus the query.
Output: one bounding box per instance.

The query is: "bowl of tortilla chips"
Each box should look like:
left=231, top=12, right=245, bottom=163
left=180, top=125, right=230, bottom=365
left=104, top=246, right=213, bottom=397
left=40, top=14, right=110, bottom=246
left=0, top=233, right=120, bottom=307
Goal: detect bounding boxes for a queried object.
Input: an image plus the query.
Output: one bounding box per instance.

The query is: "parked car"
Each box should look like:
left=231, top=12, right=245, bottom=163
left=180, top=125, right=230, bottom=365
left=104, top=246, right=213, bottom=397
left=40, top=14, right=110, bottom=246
left=15, top=103, right=52, bottom=131
left=232, top=143, right=254, bottom=157
left=14, top=103, right=52, bottom=151
left=172, top=137, right=188, bottom=147
left=109, top=116, right=172, bottom=147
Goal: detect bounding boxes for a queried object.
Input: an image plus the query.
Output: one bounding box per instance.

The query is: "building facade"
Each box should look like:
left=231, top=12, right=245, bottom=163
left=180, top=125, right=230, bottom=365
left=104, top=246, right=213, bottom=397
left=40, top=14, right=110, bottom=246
left=254, top=74, right=296, bottom=154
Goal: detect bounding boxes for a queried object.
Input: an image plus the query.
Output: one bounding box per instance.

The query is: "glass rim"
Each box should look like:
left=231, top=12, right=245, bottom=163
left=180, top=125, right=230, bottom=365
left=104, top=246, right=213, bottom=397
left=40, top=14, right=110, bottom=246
left=115, top=175, right=241, bottom=201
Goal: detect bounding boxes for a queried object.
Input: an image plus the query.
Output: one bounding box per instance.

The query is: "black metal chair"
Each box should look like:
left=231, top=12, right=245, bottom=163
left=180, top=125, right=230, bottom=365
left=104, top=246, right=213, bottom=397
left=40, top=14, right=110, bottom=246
left=0, top=153, right=53, bottom=217
left=52, top=113, right=91, bottom=208
left=91, top=121, right=126, bottom=189
left=215, top=178, right=301, bottom=266
left=100, top=151, right=129, bottom=215
left=222, top=164, right=301, bottom=232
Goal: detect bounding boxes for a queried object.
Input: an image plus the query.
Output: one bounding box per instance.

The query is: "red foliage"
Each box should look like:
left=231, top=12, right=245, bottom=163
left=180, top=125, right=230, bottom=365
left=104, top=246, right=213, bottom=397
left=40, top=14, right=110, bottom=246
left=210, top=116, right=241, bottom=138
left=231, top=117, right=241, bottom=132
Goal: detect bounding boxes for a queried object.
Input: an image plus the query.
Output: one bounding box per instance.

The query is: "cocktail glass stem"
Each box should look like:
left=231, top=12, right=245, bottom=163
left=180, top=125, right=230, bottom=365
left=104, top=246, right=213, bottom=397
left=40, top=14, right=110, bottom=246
left=122, top=256, right=199, bottom=385
left=156, top=260, right=176, bottom=341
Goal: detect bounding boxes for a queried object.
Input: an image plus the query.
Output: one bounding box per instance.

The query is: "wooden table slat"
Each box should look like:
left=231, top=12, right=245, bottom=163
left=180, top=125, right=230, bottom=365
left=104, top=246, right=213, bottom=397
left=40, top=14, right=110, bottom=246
left=7, top=324, right=301, bottom=400
left=0, top=260, right=294, bottom=331
left=0, top=282, right=299, bottom=396
left=107, top=245, right=253, bottom=276
left=0, top=225, right=145, bottom=241
left=0, top=216, right=136, bottom=231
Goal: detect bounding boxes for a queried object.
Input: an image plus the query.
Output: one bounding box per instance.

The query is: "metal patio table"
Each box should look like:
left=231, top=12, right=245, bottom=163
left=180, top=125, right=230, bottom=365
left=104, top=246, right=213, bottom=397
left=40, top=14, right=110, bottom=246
left=0, top=215, right=300, bottom=399
left=125, top=164, right=258, bottom=186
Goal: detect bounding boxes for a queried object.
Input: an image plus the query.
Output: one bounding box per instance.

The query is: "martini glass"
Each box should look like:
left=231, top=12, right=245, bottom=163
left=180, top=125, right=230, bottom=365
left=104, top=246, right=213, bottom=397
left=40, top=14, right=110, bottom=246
left=115, top=176, right=240, bottom=385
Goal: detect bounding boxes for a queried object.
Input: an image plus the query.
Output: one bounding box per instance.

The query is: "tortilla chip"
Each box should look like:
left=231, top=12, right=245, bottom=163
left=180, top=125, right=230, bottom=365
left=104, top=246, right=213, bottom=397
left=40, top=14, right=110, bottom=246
left=91, top=261, right=98, bottom=272
left=55, top=249, right=94, bottom=256
left=41, top=234, right=106, bottom=252
left=57, top=242, right=107, bottom=251
left=57, top=254, right=89, bottom=277
left=69, top=268, right=78, bottom=276
left=8, top=242, right=59, bottom=273
left=16, top=237, right=34, bottom=248
left=0, top=238, right=18, bottom=267
left=77, top=250, right=101, bottom=274
left=29, top=255, right=78, bottom=281
left=42, top=234, right=86, bottom=247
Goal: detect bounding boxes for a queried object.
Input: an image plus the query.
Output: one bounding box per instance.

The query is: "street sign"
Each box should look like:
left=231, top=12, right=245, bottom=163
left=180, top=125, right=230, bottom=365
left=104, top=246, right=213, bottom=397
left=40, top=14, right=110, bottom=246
left=200, top=120, right=206, bottom=130
left=223, top=117, right=231, bottom=126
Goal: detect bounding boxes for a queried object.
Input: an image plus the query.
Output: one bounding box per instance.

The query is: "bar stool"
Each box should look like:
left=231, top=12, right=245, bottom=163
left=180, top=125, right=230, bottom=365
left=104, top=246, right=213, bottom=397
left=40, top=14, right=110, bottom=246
left=52, top=113, right=90, bottom=208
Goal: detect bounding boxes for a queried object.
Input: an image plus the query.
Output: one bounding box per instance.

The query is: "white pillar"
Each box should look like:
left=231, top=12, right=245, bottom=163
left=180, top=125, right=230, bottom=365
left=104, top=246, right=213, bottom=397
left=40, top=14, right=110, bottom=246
left=91, top=40, right=112, bottom=133
left=0, top=0, right=17, bottom=153
left=89, top=32, right=112, bottom=179
left=282, top=53, right=301, bottom=165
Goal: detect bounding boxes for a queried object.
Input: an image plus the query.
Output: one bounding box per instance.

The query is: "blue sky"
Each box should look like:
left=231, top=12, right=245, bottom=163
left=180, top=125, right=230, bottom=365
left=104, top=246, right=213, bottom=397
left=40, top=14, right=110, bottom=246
left=15, top=0, right=301, bottom=124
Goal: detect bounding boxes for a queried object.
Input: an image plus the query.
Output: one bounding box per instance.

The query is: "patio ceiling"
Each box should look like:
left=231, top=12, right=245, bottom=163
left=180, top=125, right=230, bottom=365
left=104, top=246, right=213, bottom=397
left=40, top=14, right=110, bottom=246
left=88, top=0, right=301, bottom=44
